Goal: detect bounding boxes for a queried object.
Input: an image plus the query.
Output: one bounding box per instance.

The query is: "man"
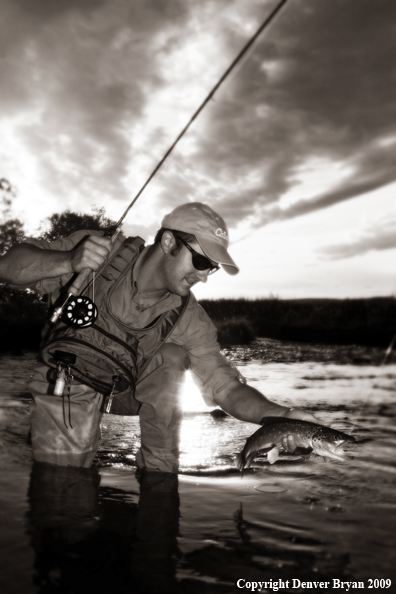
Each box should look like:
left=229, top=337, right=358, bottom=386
left=0, top=202, right=322, bottom=472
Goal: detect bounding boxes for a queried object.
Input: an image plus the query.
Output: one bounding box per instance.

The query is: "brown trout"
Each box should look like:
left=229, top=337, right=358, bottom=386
left=236, top=417, right=356, bottom=471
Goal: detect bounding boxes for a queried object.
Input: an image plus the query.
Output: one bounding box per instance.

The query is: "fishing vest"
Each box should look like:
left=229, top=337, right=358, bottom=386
left=40, top=236, right=189, bottom=413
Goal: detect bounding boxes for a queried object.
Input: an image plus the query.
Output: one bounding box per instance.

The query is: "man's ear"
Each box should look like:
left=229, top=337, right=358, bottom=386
left=160, top=230, right=176, bottom=254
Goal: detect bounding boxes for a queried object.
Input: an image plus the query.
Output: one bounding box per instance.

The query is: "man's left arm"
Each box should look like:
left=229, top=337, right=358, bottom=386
left=214, top=380, right=323, bottom=425
left=173, top=299, right=325, bottom=450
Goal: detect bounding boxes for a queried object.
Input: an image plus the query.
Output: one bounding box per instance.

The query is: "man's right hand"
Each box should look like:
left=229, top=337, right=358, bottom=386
left=69, top=235, right=112, bottom=274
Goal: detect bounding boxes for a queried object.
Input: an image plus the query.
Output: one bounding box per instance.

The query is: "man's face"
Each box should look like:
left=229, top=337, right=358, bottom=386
left=161, top=234, right=217, bottom=296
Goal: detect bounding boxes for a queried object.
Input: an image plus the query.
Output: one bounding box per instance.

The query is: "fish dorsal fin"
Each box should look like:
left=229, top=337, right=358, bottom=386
left=267, top=446, right=280, bottom=464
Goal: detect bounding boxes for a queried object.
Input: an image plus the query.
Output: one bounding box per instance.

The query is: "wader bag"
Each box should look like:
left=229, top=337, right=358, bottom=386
left=40, top=236, right=189, bottom=414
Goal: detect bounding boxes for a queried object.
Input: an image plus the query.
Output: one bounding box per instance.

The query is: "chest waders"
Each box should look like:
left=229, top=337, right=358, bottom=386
left=40, top=237, right=189, bottom=415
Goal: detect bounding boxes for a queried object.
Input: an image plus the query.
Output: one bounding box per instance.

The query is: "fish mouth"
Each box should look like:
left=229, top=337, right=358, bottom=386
left=315, top=440, right=353, bottom=461
left=338, top=438, right=363, bottom=456
left=334, top=442, right=352, bottom=459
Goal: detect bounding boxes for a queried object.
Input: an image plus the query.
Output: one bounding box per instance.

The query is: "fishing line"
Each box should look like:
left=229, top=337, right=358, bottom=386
left=348, top=332, right=396, bottom=437
left=381, top=332, right=396, bottom=366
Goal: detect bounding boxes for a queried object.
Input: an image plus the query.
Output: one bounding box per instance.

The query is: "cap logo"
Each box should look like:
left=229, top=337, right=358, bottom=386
left=215, top=228, right=228, bottom=240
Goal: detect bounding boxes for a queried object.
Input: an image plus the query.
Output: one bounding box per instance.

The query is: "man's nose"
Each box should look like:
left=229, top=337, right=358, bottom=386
left=195, top=269, right=209, bottom=283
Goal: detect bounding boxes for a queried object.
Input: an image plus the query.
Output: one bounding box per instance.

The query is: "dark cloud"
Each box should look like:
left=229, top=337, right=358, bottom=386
left=0, top=0, right=192, bottom=205
left=320, top=218, right=396, bottom=260
left=12, top=0, right=106, bottom=20
left=1, top=0, right=396, bottom=236
left=251, top=138, right=396, bottom=225
left=161, top=0, right=396, bottom=229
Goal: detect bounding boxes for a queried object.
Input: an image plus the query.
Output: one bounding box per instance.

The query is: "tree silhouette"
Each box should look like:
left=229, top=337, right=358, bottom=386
left=40, top=208, right=117, bottom=241
left=0, top=218, right=26, bottom=257
left=0, top=180, right=32, bottom=302
left=0, top=187, right=116, bottom=303
left=0, top=179, right=25, bottom=257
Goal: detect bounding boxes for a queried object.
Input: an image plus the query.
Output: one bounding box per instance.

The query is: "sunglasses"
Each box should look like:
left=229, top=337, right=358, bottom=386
left=177, top=235, right=220, bottom=275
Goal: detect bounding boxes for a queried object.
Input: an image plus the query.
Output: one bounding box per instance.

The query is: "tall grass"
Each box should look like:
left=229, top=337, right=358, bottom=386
left=200, top=296, right=396, bottom=347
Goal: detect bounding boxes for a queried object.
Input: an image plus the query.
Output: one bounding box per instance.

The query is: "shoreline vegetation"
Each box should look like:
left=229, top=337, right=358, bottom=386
left=0, top=295, right=394, bottom=352
left=205, top=297, right=396, bottom=347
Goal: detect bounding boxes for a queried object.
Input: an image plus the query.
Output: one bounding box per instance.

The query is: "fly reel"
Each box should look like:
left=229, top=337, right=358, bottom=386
left=62, top=295, right=98, bottom=328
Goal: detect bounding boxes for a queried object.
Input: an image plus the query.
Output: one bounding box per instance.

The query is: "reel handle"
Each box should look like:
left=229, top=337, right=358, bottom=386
left=68, top=267, right=91, bottom=297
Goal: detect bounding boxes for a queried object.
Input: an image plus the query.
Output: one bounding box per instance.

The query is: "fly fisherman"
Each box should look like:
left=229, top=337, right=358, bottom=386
left=0, top=202, right=322, bottom=471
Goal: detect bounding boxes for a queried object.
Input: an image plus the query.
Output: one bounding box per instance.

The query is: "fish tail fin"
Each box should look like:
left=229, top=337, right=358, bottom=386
left=236, top=451, right=256, bottom=474
left=236, top=452, right=245, bottom=473
left=244, top=452, right=256, bottom=469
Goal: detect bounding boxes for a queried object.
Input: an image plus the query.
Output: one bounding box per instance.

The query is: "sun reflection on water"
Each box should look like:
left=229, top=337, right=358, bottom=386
left=178, top=371, right=240, bottom=472
left=179, top=371, right=208, bottom=413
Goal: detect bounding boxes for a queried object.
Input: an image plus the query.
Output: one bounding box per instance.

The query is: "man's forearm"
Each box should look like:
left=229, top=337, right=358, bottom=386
left=0, top=235, right=113, bottom=287
left=0, top=244, right=73, bottom=286
left=215, top=383, right=289, bottom=424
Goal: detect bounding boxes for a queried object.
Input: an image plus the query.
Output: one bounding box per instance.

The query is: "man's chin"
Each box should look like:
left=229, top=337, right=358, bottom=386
left=178, top=286, right=191, bottom=297
left=175, top=281, right=194, bottom=296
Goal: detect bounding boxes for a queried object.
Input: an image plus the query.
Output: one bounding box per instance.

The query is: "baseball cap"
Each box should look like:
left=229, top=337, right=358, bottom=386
left=161, top=202, right=239, bottom=275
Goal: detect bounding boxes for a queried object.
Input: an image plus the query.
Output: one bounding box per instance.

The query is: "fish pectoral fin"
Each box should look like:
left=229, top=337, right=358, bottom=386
left=267, top=446, right=280, bottom=465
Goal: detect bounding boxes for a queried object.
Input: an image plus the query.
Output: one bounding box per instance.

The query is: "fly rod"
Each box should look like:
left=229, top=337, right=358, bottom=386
left=50, top=0, right=289, bottom=326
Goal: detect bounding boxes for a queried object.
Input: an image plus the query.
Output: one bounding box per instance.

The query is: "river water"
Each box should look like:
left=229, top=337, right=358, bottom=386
left=0, top=339, right=395, bottom=594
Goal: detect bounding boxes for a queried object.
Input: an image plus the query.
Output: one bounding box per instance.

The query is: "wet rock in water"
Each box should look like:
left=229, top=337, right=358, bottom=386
left=210, top=409, right=228, bottom=419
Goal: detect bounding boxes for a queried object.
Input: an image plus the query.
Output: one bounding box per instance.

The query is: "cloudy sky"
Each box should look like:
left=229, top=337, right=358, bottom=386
left=1, top=0, right=395, bottom=299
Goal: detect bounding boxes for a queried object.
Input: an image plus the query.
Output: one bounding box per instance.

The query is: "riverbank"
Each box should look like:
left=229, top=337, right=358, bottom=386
left=0, top=296, right=394, bottom=351
left=201, top=296, right=396, bottom=347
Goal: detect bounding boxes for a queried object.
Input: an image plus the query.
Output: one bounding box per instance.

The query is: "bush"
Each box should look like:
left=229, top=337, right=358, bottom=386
left=215, top=316, right=256, bottom=346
